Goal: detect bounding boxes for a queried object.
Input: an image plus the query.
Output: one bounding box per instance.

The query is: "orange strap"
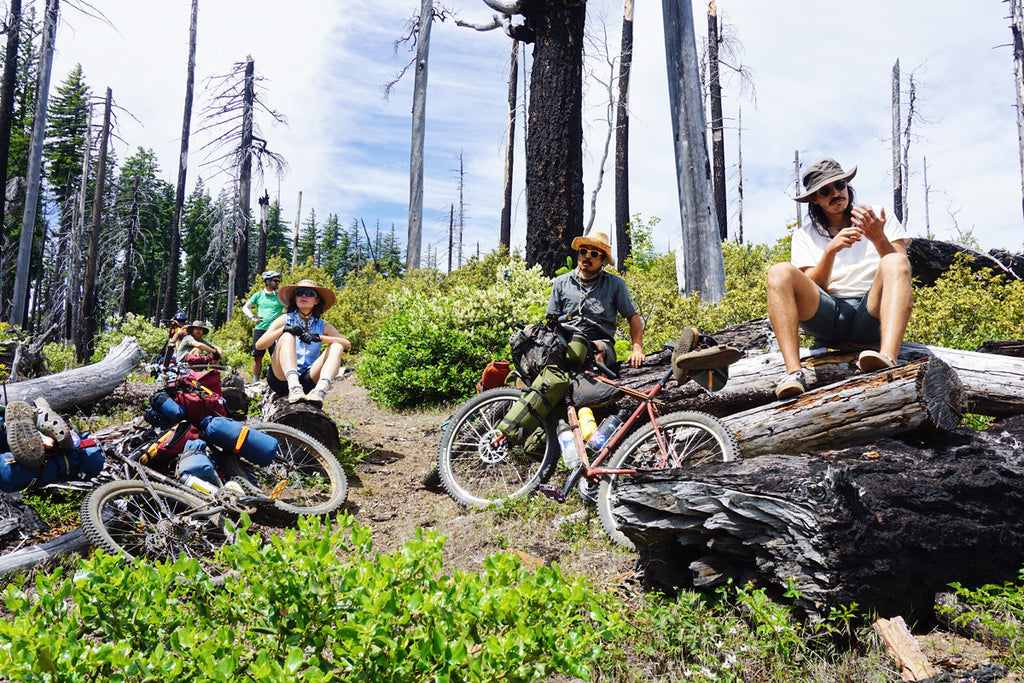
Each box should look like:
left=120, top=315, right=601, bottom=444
left=234, top=426, right=249, bottom=453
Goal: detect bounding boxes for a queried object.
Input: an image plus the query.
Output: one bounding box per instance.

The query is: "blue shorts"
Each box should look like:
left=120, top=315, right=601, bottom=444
left=800, top=288, right=880, bottom=346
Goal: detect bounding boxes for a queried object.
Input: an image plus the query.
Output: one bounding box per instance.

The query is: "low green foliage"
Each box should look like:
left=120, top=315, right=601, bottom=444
left=0, top=515, right=620, bottom=682
left=20, top=489, right=85, bottom=528
left=940, top=571, right=1024, bottom=669
left=90, top=312, right=169, bottom=364
left=906, top=255, right=1024, bottom=350
left=42, top=341, right=78, bottom=373
left=357, top=256, right=550, bottom=408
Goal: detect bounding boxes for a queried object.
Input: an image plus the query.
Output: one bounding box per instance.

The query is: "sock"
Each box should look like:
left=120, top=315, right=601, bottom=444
left=285, top=369, right=302, bottom=392
left=311, top=378, right=332, bottom=396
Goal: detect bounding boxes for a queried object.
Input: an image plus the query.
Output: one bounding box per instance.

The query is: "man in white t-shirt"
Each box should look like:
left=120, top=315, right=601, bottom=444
left=766, top=158, right=913, bottom=400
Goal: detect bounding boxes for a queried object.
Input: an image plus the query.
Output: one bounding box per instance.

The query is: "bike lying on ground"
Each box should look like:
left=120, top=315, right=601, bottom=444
left=436, top=344, right=739, bottom=548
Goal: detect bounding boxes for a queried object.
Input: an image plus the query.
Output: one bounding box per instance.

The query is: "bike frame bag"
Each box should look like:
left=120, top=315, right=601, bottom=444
left=496, top=365, right=569, bottom=445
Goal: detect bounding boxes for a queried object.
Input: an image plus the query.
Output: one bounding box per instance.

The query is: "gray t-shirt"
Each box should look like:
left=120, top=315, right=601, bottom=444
left=545, top=269, right=638, bottom=341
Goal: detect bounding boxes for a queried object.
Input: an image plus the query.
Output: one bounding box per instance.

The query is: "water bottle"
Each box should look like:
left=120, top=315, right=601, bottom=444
left=587, top=410, right=629, bottom=452
left=179, top=474, right=219, bottom=496
left=556, top=420, right=580, bottom=470
left=577, top=407, right=598, bottom=442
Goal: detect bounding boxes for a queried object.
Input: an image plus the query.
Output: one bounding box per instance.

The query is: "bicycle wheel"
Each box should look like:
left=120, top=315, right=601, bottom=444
left=81, top=480, right=233, bottom=570
left=437, top=387, right=559, bottom=507
left=597, top=410, right=738, bottom=549
left=219, top=422, right=347, bottom=524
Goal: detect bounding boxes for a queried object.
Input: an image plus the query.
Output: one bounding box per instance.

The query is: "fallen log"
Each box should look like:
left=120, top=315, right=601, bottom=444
left=617, top=338, right=1024, bottom=419
left=0, top=529, right=88, bottom=575
left=0, top=338, right=147, bottom=413
left=723, top=357, right=964, bottom=457
left=612, top=414, right=1024, bottom=620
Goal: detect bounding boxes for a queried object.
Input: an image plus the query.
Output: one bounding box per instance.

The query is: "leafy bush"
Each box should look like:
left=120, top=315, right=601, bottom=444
left=906, top=255, right=1024, bottom=350
left=43, top=341, right=77, bottom=373
left=940, top=570, right=1024, bottom=670
left=357, top=258, right=550, bottom=408
left=0, top=515, right=620, bottom=682
left=329, top=265, right=406, bottom=353
left=90, top=312, right=169, bottom=364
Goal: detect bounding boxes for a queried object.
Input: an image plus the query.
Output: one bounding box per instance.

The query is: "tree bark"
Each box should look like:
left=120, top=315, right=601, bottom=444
left=707, top=1, right=727, bottom=241
left=0, top=337, right=147, bottom=412
left=500, top=38, right=517, bottom=250
left=0, top=530, right=88, bottom=575
left=234, top=55, right=254, bottom=301
left=78, top=86, right=111, bottom=363
left=0, top=0, right=22, bottom=245
left=1012, top=0, right=1024, bottom=223
left=406, top=0, right=432, bottom=271
left=11, top=0, right=57, bottom=328
left=611, top=414, right=1024, bottom=621
left=523, top=0, right=585, bottom=277
left=614, top=0, right=634, bottom=267
left=892, top=59, right=903, bottom=223
left=162, top=0, right=198, bottom=323
left=722, top=357, right=964, bottom=457
left=661, top=0, right=725, bottom=302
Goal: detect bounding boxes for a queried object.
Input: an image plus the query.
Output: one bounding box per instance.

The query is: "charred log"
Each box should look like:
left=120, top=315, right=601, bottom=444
left=612, top=414, right=1024, bottom=620
left=261, top=392, right=340, bottom=455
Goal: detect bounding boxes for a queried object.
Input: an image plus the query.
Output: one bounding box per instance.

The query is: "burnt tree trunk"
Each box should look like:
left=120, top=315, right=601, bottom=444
left=0, top=0, right=21, bottom=240
left=500, top=38, right=517, bottom=250
left=162, top=0, right=198, bottom=322
left=614, top=0, right=634, bottom=268
left=78, top=87, right=111, bottom=363
left=233, top=55, right=254, bottom=300
left=523, top=0, right=585, bottom=277
left=707, top=1, right=727, bottom=240
left=611, top=414, right=1024, bottom=621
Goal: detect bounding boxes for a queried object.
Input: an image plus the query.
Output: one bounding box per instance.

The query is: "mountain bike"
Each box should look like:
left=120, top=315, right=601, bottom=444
left=436, top=355, right=739, bottom=548
left=78, top=416, right=347, bottom=569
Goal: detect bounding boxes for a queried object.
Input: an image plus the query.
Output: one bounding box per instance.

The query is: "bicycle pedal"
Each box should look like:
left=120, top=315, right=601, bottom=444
left=537, top=484, right=565, bottom=503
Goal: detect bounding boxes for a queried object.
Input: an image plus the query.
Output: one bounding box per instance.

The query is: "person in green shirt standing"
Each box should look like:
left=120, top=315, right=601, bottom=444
left=242, top=270, right=285, bottom=379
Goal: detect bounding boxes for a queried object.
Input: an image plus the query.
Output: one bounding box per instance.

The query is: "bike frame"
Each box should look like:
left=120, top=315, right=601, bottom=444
left=555, top=365, right=677, bottom=500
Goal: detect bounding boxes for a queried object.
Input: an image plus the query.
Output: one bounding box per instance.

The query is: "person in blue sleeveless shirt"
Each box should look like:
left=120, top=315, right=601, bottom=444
left=256, top=279, right=351, bottom=406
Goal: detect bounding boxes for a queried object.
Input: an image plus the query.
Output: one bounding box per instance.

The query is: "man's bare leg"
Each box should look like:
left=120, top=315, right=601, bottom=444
left=766, top=262, right=821, bottom=374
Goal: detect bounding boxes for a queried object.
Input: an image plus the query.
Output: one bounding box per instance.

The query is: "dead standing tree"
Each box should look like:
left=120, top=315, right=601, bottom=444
left=195, top=56, right=285, bottom=309
left=614, top=0, right=634, bottom=267
left=161, top=0, right=198, bottom=323
left=457, top=0, right=586, bottom=277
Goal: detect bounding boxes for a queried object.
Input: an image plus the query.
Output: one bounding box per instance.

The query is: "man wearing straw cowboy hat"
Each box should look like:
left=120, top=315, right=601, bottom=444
left=766, top=158, right=913, bottom=400
left=173, top=320, right=223, bottom=365
left=545, top=230, right=646, bottom=368
left=256, top=278, right=351, bottom=406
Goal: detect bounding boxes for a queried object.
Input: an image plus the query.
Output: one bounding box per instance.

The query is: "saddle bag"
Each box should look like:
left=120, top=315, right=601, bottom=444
left=200, top=416, right=279, bottom=466
left=496, top=365, right=570, bottom=445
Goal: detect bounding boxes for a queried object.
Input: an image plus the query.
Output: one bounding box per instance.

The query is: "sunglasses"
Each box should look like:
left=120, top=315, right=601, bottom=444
left=817, top=179, right=847, bottom=198
left=578, top=248, right=604, bottom=259
left=294, top=288, right=319, bottom=298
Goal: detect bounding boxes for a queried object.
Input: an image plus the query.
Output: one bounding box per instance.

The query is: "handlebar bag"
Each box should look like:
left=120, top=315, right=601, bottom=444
left=200, top=416, right=279, bottom=466
left=509, top=322, right=567, bottom=383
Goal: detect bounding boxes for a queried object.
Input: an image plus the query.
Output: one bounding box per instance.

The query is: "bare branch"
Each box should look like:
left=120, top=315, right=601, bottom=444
left=455, top=14, right=509, bottom=31
left=480, top=0, right=522, bottom=14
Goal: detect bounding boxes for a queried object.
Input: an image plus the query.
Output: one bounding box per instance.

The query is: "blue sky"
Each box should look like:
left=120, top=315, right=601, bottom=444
left=50, top=0, right=1024, bottom=270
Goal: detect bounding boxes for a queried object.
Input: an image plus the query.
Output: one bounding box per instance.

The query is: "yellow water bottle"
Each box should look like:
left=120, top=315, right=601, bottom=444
left=578, top=407, right=598, bottom=443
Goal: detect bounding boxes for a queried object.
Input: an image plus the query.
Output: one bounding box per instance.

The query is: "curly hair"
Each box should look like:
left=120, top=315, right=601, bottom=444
left=807, top=185, right=856, bottom=237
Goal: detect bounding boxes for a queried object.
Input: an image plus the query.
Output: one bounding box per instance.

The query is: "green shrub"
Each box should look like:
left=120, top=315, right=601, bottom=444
left=906, top=255, right=1024, bottom=350
left=329, top=265, right=405, bottom=353
left=43, top=341, right=78, bottom=373
left=940, top=570, right=1024, bottom=670
left=357, top=258, right=550, bottom=408
left=90, top=312, right=169, bottom=364
left=0, top=515, right=620, bottom=682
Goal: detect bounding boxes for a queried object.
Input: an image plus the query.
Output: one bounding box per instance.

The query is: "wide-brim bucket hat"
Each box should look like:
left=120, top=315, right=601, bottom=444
left=570, top=230, right=615, bottom=266
left=187, top=320, right=211, bottom=335
left=795, top=158, right=857, bottom=203
left=277, top=278, right=336, bottom=312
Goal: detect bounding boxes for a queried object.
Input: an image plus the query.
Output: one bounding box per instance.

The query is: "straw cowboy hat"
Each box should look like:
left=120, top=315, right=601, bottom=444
left=277, top=278, right=337, bottom=312
left=570, top=230, right=615, bottom=266
left=795, top=158, right=857, bottom=203
left=187, top=320, right=211, bottom=335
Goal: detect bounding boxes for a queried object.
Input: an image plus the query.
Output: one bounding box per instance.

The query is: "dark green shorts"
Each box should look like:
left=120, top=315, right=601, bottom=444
left=800, top=288, right=880, bottom=346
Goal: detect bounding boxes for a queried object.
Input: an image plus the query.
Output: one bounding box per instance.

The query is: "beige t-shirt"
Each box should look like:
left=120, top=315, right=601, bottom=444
left=790, top=207, right=908, bottom=298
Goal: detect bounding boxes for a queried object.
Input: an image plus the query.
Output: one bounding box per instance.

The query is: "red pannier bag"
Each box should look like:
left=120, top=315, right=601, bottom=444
left=476, top=360, right=512, bottom=394
left=170, top=369, right=227, bottom=428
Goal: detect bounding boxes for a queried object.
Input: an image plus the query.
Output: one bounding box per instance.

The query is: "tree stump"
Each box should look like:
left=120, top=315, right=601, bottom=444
left=260, top=393, right=340, bottom=455
left=611, top=414, right=1024, bottom=620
